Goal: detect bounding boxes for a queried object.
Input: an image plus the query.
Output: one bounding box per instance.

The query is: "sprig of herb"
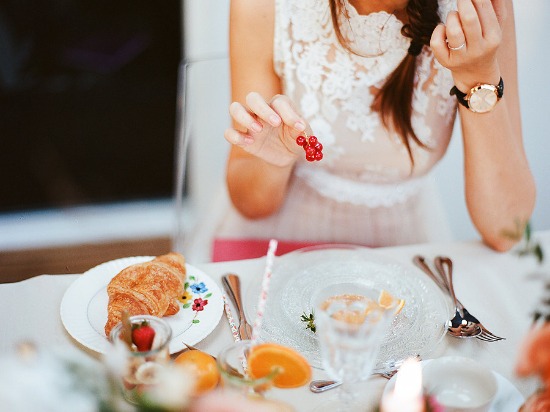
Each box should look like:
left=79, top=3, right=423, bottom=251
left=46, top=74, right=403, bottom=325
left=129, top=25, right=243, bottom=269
left=532, top=283, right=550, bottom=325
left=301, top=311, right=316, bottom=333
left=501, top=219, right=544, bottom=264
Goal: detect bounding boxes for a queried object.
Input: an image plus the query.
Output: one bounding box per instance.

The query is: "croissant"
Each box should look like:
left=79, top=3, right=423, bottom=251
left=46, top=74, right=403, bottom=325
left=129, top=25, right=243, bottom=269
left=104, top=252, right=186, bottom=337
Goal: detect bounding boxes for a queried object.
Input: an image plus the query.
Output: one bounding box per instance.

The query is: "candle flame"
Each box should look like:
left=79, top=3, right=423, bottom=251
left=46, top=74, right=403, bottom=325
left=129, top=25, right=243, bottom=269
left=393, top=358, right=422, bottom=399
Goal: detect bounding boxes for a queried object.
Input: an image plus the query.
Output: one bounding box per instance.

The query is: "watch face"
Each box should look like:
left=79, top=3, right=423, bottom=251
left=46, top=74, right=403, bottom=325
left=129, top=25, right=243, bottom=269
left=468, top=85, right=499, bottom=113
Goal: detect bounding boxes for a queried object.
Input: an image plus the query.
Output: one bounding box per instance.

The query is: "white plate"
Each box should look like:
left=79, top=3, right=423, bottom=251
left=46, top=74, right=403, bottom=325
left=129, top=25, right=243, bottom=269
left=383, top=360, right=525, bottom=411
left=245, top=245, right=451, bottom=369
left=60, top=256, right=224, bottom=354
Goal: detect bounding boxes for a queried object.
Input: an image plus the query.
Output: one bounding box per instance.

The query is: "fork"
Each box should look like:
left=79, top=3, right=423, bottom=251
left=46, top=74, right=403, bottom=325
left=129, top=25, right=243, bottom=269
left=433, top=256, right=505, bottom=342
left=309, top=354, right=421, bottom=393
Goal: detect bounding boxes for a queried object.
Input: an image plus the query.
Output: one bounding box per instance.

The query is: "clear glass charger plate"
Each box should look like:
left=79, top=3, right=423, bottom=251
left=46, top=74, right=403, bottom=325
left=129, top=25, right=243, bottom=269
left=244, top=244, right=451, bottom=370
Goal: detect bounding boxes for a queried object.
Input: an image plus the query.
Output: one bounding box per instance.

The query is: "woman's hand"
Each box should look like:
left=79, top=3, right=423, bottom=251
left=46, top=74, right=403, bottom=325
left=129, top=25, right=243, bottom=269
left=430, top=0, right=507, bottom=91
left=224, top=93, right=310, bottom=168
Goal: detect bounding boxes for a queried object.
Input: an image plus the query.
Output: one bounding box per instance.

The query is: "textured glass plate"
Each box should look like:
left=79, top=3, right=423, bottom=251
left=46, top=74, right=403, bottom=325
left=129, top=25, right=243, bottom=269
left=244, top=245, right=451, bottom=370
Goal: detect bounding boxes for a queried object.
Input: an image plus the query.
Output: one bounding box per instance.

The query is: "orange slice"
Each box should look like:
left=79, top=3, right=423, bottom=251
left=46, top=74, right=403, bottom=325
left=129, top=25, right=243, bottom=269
left=247, top=343, right=312, bottom=388
left=320, top=294, right=378, bottom=324
left=378, top=289, right=405, bottom=315
left=174, top=349, right=220, bottom=395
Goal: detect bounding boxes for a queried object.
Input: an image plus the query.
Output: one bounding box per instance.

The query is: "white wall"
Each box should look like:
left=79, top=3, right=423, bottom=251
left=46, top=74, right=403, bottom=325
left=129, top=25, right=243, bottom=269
left=435, top=0, right=550, bottom=240
left=182, top=0, right=231, bottom=222
left=183, top=0, right=550, bottom=242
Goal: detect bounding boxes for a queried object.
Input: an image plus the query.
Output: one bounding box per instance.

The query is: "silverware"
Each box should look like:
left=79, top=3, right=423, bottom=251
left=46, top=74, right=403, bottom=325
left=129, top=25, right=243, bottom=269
left=413, top=255, right=504, bottom=341
left=413, top=255, right=481, bottom=338
left=434, top=256, right=505, bottom=342
left=309, top=355, right=421, bottom=393
left=222, top=273, right=253, bottom=340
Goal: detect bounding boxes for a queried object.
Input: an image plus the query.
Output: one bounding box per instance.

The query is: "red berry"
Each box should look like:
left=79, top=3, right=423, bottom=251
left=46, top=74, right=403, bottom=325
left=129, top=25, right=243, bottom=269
left=314, top=142, right=323, bottom=152
left=306, top=154, right=316, bottom=162
left=296, top=136, right=306, bottom=146
left=314, top=151, right=323, bottom=161
left=308, top=135, right=318, bottom=145
left=305, top=147, right=316, bottom=157
left=132, top=321, right=156, bottom=352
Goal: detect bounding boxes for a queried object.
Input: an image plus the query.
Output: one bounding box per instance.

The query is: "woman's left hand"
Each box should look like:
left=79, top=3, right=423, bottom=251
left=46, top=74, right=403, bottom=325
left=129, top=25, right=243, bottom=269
left=431, top=0, right=507, bottom=91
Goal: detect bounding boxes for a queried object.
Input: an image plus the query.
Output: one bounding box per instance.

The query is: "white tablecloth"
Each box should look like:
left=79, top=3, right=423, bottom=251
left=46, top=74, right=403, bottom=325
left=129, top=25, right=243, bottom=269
left=2, top=232, right=549, bottom=410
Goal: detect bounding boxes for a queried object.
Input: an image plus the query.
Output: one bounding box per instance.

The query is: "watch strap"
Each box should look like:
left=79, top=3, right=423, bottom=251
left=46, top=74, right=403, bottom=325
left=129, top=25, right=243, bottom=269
left=450, top=77, right=504, bottom=109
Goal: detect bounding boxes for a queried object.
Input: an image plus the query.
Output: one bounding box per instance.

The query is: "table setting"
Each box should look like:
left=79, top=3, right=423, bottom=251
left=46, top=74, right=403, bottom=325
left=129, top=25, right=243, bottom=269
left=1, top=230, right=550, bottom=411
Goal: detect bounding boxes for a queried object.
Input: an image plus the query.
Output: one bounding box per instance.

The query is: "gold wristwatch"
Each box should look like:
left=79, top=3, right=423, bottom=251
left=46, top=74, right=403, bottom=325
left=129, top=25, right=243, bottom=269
left=450, top=77, right=504, bottom=113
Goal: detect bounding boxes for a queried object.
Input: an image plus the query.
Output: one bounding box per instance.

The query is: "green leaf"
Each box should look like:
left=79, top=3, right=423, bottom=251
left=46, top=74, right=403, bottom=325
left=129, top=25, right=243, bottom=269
left=525, top=220, right=532, bottom=242
left=183, top=303, right=191, bottom=309
left=192, top=319, right=200, bottom=324
left=184, top=282, right=189, bottom=289
left=190, top=275, right=196, bottom=281
left=534, top=244, right=544, bottom=264
left=204, top=293, right=212, bottom=299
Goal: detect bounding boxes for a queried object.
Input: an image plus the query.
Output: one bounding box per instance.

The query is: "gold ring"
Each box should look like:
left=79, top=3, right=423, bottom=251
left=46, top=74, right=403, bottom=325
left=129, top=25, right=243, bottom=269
left=446, top=39, right=466, bottom=51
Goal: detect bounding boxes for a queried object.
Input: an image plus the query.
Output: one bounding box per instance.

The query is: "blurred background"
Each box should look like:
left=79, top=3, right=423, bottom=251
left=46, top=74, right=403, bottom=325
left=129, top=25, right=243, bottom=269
left=0, top=0, right=548, bottom=282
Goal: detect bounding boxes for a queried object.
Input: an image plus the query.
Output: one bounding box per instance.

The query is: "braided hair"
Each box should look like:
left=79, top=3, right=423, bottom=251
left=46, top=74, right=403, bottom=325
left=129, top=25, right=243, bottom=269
left=329, top=0, right=441, bottom=166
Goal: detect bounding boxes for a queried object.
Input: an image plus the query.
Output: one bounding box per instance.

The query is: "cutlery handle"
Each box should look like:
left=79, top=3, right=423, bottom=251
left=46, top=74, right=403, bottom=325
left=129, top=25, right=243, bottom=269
left=309, top=380, right=342, bottom=393
left=412, top=255, right=448, bottom=292
left=434, top=256, right=464, bottom=312
left=222, top=273, right=246, bottom=319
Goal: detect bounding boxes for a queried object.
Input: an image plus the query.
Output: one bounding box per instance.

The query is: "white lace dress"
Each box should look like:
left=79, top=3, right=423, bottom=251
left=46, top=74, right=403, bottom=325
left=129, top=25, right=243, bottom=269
left=212, top=0, right=459, bottom=258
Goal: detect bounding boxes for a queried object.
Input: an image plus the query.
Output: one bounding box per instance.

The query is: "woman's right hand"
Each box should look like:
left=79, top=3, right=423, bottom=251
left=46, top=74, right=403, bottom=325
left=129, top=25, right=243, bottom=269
left=224, top=93, right=310, bottom=168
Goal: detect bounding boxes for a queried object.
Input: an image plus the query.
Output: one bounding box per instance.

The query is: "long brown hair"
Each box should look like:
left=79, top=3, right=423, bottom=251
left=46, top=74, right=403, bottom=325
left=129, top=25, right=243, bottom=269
left=329, top=0, right=441, bottom=165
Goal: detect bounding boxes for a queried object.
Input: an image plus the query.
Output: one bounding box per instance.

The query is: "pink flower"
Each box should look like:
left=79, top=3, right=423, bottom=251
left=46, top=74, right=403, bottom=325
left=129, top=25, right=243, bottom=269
left=192, top=298, right=209, bottom=312
left=516, top=322, right=550, bottom=387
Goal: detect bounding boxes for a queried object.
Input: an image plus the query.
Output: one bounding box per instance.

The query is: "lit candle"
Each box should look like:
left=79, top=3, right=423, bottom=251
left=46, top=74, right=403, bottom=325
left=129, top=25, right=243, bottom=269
left=381, top=358, right=424, bottom=412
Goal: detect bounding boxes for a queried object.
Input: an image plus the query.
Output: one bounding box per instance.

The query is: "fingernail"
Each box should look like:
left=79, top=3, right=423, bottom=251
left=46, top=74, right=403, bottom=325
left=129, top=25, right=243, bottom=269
left=269, top=115, right=281, bottom=126
left=294, top=121, right=306, bottom=131
left=251, top=122, right=262, bottom=133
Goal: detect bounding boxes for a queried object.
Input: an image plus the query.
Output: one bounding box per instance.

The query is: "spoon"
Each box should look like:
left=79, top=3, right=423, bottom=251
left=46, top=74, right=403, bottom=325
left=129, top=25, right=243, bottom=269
left=412, top=255, right=481, bottom=338
left=221, top=273, right=253, bottom=340
left=433, top=257, right=482, bottom=338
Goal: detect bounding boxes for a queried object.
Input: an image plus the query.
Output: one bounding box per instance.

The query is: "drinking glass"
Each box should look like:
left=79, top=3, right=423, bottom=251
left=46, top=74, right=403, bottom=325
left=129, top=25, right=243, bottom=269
left=216, top=340, right=292, bottom=411
left=109, top=315, right=172, bottom=404
left=314, top=284, right=394, bottom=411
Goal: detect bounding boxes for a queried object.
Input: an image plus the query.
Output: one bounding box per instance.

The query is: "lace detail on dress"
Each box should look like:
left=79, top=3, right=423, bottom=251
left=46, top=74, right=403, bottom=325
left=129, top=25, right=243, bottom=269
left=295, top=163, right=429, bottom=207
left=274, top=0, right=457, bottom=183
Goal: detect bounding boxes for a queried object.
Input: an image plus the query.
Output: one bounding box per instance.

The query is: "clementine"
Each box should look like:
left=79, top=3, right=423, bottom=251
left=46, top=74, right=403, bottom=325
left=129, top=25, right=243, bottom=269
left=247, top=343, right=311, bottom=389
left=174, top=349, right=220, bottom=395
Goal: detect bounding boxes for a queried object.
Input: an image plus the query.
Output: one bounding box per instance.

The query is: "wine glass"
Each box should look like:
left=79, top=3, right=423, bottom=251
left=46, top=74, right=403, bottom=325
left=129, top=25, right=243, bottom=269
left=313, top=284, right=394, bottom=411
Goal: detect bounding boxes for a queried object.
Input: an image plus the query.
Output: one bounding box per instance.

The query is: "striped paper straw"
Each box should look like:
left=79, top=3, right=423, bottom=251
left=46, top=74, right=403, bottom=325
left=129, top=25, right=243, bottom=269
left=250, top=239, right=278, bottom=346
left=222, top=293, right=240, bottom=342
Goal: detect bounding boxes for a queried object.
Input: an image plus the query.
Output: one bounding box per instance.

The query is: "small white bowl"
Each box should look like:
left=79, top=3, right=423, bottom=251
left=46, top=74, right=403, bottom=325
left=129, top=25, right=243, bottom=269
left=422, top=356, right=498, bottom=412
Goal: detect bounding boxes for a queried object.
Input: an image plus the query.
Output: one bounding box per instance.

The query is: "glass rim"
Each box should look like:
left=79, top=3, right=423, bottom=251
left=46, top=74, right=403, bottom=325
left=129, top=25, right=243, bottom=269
left=109, top=314, right=172, bottom=355
left=216, top=340, right=280, bottom=387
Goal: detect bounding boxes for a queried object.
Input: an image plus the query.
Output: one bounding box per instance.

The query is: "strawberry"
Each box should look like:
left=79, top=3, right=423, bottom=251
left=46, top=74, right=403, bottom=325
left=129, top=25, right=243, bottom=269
left=131, top=321, right=156, bottom=352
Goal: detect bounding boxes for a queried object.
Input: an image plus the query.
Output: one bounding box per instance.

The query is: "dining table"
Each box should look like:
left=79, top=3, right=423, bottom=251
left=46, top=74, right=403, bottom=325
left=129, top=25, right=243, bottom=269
left=2, top=230, right=549, bottom=411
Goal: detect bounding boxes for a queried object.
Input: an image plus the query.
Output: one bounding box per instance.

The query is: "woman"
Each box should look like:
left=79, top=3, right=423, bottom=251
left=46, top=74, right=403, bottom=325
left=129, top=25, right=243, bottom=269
left=215, top=0, right=535, bottom=261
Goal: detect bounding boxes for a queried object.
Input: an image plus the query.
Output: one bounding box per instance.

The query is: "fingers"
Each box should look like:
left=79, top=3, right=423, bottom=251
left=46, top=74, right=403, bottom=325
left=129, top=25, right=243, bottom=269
left=269, top=95, right=307, bottom=132
left=229, top=101, right=263, bottom=134
left=456, top=0, right=481, bottom=47
left=444, top=11, right=467, bottom=53
left=229, top=92, right=306, bottom=135
left=246, top=92, right=282, bottom=128
left=471, top=0, right=502, bottom=47
left=224, top=127, right=254, bottom=147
